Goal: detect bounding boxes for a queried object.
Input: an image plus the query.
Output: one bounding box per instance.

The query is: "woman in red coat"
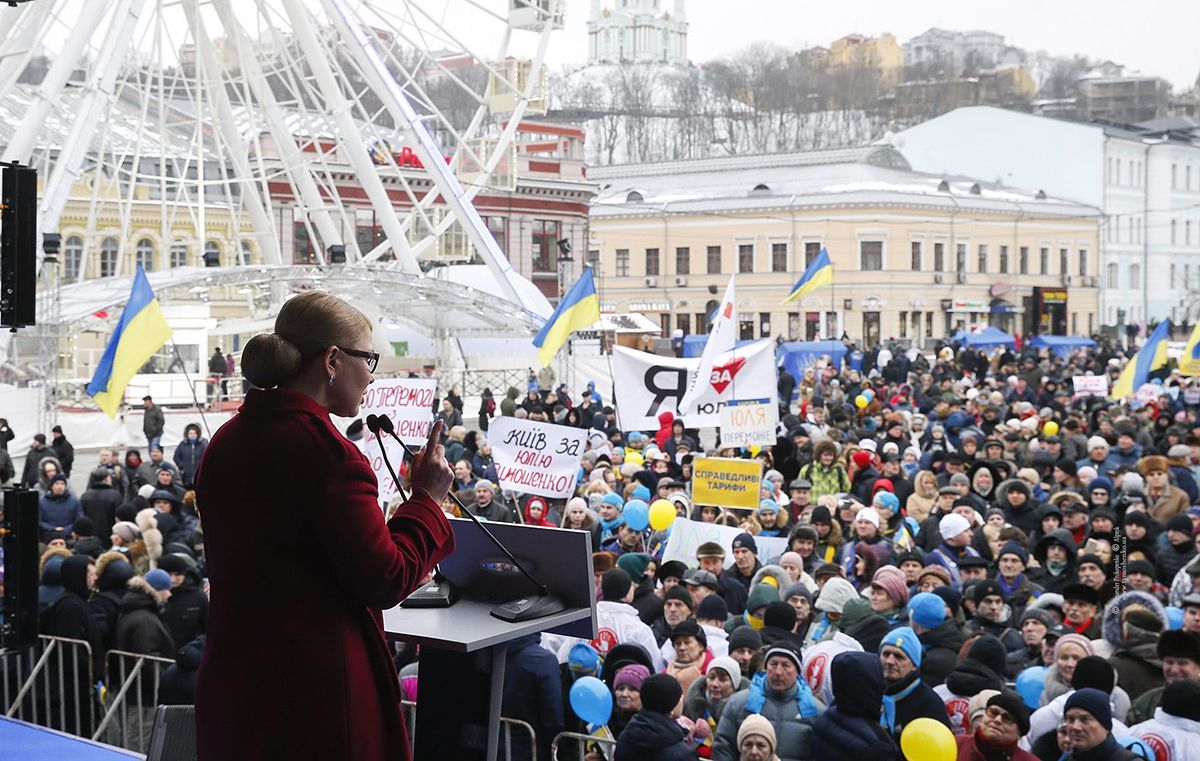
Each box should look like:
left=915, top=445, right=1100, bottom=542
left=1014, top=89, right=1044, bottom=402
left=194, top=291, right=455, bottom=761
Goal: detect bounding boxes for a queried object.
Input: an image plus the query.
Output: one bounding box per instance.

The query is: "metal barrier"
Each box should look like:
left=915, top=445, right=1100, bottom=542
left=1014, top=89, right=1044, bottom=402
left=1, top=635, right=96, bottom=738
left=94, top=649, right=175, bottom=753
left=552, top=730, right=616, bottom=761
left=399, top=699, right=538, bottom=759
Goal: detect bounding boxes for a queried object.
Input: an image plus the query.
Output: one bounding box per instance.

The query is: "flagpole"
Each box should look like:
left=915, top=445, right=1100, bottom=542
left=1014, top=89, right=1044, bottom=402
left=171, top=338, right=213, bottom=439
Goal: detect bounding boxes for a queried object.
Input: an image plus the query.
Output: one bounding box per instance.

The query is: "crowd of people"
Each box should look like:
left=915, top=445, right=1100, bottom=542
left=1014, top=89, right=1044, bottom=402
left=12, top=334, right=1200, bottom=759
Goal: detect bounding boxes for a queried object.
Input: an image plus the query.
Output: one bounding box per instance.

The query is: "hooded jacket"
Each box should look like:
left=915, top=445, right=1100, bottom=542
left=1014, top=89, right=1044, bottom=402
left=81, top=468, right=122, bottom=540
left=1028, top=528, right=1078, bottom=594
left=116, top=575, right=176, bottom=702
left=90, top=551, right=135, bottom=651
left=918, top=618, right=965, bottom=689
left=810, top=651, right=901, bottom=760
left=615, top=709, right=694, bottom=761
left=995, top=478, right=1041, bottom=535
left=1102, top=590, right=1167, bottom=700
left=38, top=486, right=82, bottom=535
left=934, top=635, right=1008, bottom=735
left=556, top=601, right=665, bottom=672
left=500, top=386, right=520, bottom=417
left=501, top=634, right=564, bottom=761
left=172, top=429, right=208, bottom=487
left=159, top=635, right=206, bottom=706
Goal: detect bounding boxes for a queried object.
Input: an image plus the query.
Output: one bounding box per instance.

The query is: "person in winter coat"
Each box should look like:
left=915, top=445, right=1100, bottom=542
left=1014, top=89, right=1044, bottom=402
left=683, top=656, right=747, bottom=750
left=934, top=634, right=1009, bottom=735
left=1028, top=529, right=1078, bottom=594
left=20, top=433, right=51, bottom=488
left=159, top=635, right=205, bottom=706
left=173, top=423, right=208, bottom=489
left=38, top=474, right=82, bottom=540
left=878, top=626, right=951, bottom=743
left=1156, top=515, right=1197, bottom=584
left=798, top=440, right=850, bottom=500
left=996, top=478, right=1041, bottom=536
left=117, top=568, right=176, bottom=750
left=1023, top=654, right=1132, bottom=750
left=557, top=570, right=665, bottom=671
left=1139, top=455, right=1190, bottom=523
left=90, top=551, right=134, bottom=652
left=713, top=644, right=824, bottom=761
left=38, top=554, right=102, bottom=735
left=910, top=591, right=963, bottom=688
left=158, top=553, right=208, bottom=652
left=142, top=395, right=165, bottom=451
left=80, top=468, right=122, bottom=543
left=50, top=426, right=74, bottom=477
left=1127, top=629, right=1200, bottom=724
left=1129, top=680, right=1200, bottom=760
left=614, top=674, right=693, bottom=761
left=617, top=553, right=662, bottom=626
left=954, top=690, right=1037, bottom=761
left=1102, top=591, right=1167, bottom=700
left=810, top=651, right=901, bottom=760
left=1056, top=688, right=1140, bottom=761
left=501, top=633, right=564, bottom=761
left=962, top=580, right=1026, bottom=655
left=500, top=386, right=520, bottom=417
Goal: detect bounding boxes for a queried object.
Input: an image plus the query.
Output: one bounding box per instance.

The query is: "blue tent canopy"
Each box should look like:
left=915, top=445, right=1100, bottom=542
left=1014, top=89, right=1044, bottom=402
left=950, top=327, right=1016, bottom=349
left=778, top=341, right=848, bottom=378
left=681, top=335, right=758, bottom=358
left=1028, top=334, right=1097, bottom=358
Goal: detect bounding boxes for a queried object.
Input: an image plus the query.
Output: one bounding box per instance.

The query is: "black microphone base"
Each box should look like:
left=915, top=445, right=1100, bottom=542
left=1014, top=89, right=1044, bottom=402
left=490, top=593, right=566, bottom=622
left=400, top=578, right=458, bottom=608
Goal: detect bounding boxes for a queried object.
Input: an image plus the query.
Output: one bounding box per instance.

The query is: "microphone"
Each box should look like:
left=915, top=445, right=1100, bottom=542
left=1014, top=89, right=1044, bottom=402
left=376, top=413, right=566, bottom=622
left=365, top=415, right=408, bottom=502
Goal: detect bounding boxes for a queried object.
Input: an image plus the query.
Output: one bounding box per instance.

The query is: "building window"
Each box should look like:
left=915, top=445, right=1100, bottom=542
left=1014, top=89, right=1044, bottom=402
left=925, top=312, right=933, bottom=338
left=532, top=220, right=559, bottom=273
left=771, top=242, right=787, bottom=273
left=486, top=216, right=507, bottom=254
left=1078, top=249, right=1088, bottom=277
left=898, top=311, right=908, bottom=338
left=955, top=243, right=966, bottom=272
left=977, top=245, right=988, bottom=274
left=805, top=242, right=821, bottom=268
left=1019, top=246, right=1029, bottom=274
left=1189, top=166, right=1193, bottom=191
left=999, top=245, right=1009, bottom=274
left=100, top=237, right=119, bottom=277
left=738, top=243, right=754, bottom=273
left=934, top=242, right=944, bottom=271
left=675, top=247, right=689, bottom=275
left=64, top=236, right=83, bottom=281
left=615, top=249, right=629, bottom=277
left=677, top=314, right=690, bottom=335
left=1173, top=164, right=1178, bottom=189
left=587, top=249, right=600, bottom=268
left=1059, top=248, right=1069, bottom=276
left=1039, top=247, right=1049, bottom=275
left=860, top=240, right=883, bottom=271
left=759, top=312, right=771, bottom=338
left=1130, top=264, right=1140, bottom=290
left=1107, top=262, right=1118, bottom=289
left=1188, top=221, right=1193, bottom=247
left=707, top=245, right=721, bottom=274
left=910, top=241, right=922, bottom=270
left=645, top=248, right=660, bottom=276
left=171, top=241, right=188, bottom=268
left=204, top=240, right=221, bottom=267
left=1171, top=264, right=1177, bottom=289
left=293, top=223, right=315, bottom=264
left=135, top=239, right=154, bottom=272
left=1172, top=219, right=1177, bottom=245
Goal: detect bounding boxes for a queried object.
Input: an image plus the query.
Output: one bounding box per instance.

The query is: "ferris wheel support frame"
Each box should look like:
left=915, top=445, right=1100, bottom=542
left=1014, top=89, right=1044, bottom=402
left=0, top=2, right=55, bottom=107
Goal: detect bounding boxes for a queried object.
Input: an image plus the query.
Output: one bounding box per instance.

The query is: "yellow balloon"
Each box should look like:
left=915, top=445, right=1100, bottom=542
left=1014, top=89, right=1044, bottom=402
left=649, top=500, right=676, bottom=531
left=1043, top=421, right=1060, bottom=436
left=900, top=717, right=957, bottom=761
left=625, top=451, right=644, bottom=466
left=855, top=394, right=869, bottom=408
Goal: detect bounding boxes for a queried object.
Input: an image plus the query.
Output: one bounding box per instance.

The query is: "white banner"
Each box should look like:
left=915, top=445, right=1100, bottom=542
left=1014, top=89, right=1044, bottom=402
left=1072, top=375, right=1108, bottom=397
left=489, top=416, right=587, bottom=499
left=661, top=517, right=788, bottom=569
left=720, top=399, right=779, bottom=448
left=356, top=378, right=437, bottom=504
left=613, top=339, right=778, bottom=430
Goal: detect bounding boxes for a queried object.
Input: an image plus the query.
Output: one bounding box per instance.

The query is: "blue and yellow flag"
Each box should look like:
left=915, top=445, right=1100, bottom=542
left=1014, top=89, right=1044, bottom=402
left=533, top=267, right=600, bottom=367
left=87, top=265, right=173, bottom=417
left=1180, top=321, right=1200, bottom=375
left=1111, top=320, right=1171, bottom=400
left=782, top=247, right=833, bottom=303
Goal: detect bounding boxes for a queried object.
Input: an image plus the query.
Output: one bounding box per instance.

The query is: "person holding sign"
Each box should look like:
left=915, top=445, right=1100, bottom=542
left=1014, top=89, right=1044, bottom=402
left=195, top=291, right=456, bottom=761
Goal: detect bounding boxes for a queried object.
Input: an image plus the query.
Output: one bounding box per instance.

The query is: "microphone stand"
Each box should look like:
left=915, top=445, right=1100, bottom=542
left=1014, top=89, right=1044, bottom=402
left=376, top=414, right=566, bottom=622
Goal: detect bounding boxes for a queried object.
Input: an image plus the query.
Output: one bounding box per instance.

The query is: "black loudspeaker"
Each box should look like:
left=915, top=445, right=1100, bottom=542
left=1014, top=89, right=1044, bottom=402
left=146, top=705, right=198, bottom=761
left=2, top=488, right=39, bottom=650
left=0, top=162, right=37, bottom=329
left=327, top=244, right=346, bottom=264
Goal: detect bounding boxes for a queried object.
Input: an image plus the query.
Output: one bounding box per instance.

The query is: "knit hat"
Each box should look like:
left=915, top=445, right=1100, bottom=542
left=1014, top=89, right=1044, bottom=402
left=988, top=690, right=1031, bottom=736
left=746, top=583, right=780, bottom=614
left=966, top=634, right=1008, bottom=677
left=852, top=450, right=874, bottom=470
left=917, top=565, right=952, bottom=587
left=640, top=673, right=683, bottom=714
left=728, top=626, right=762, bottom=653
left=631, top=485, right=652, bottom=502
left=670, top=619, right=708, bottom=648
left=707, top=656, right=741, bottom=684
left=144, top=569, right=172, bottom=592
left=696, top=594, right=728, bottom=622
left=779, top=551, right=804, bottom=570
left=870, top=574, right=909, bottom=609
left=784, top=582, right=812, bottom=604
left=1086, top=436, right=1109, bottom=451
left=613, top=664, right=650, bottom=692
left=1064, top=687, right=1112, bottom=731
left=854, top=507, right=880, bottom=529
left=763, top=601, right=797, bottom=631
left=695, top=541, right=726, bottom=560
left=908, top=591, right=947, bottom=629
left=1167, top=514, right=1195, bottom=534
left=810, top=506, right=832, bottom=525
left=932, top=587, right=962, bottom=619
left=758, top=499, right=779, bottom=515
left=732, top=532, right=758, bottom=554
left=658, top=560, right=688, bottom=582
left=600, top=492, right=624, bottom=511
left=997, top=541, right=1028, bottom=566
left=1053, top=633, right=1095, bottom=660
left=1071, top=655, right=1115, bottom=693
left=879, top=626, right=922, bottom=667
left=616, top=552, right=654, bottom=582
left=1087, top=477, right=1113, bottom=493
left=973, top=580, right=1006, bottom=605
left=475, top=479, right=497, bottom=494
left=1055, top=457, right=1078, bottom=477
left=111, top=521, right=140, bottom=543
left=1126, top=559, right=1157, bottom=579
left=1020, top=608, right=1055, bottom=629
left=736, top=714, right=777, bottom=754
left=939, top=513, right=972, bottom=541
left=764, top=643, right=802, bottom=672
left=1160, top=680, right=1200, bottom=722
left=567, top=643, right=600, bottom=675
left=968, top=690, right=1001, bottom=729
left=664, top=585, right=694, bottom=611
left=70, top=516, right=94, bottom=536
left=600, top=569, right=633, bottom=602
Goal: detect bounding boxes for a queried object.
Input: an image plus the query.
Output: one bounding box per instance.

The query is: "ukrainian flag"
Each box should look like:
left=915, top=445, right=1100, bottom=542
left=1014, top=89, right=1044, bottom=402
left=1180, top=321, right=1200, bottom=375
left=533, top=267, right=601, bottom=367
left=1111, top=319, right=1171, bottom=400
left=782, top=247, right=833, bottom=303
left=87, top=265, right=173, bottom=417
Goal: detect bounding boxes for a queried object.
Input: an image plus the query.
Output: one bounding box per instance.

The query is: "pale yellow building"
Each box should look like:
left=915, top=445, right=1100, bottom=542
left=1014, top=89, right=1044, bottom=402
left=587, top=146, right=1103, bottom=347
left=829, top=33, right=904, bottom=83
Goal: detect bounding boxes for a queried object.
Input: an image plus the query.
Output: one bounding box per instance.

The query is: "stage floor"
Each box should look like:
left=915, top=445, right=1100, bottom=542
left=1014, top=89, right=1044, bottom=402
left=0, top=717, right=144, bottom=760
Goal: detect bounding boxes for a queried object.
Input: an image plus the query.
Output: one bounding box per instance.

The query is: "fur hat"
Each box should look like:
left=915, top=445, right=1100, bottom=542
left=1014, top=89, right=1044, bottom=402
left=1138, top=455, right=1170, bottom=476
left=1158, top=630, right=1200, bottom=663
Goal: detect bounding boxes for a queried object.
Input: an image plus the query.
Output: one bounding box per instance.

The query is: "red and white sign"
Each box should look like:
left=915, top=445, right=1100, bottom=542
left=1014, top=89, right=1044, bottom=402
left=489, top=416, right=586, bottom=499
left=356, top=378, right=437, bottom=504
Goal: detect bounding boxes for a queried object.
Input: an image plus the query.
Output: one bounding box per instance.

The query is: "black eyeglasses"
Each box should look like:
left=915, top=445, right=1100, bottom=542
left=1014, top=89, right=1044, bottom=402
left=338, top=346, right=379, bottom=373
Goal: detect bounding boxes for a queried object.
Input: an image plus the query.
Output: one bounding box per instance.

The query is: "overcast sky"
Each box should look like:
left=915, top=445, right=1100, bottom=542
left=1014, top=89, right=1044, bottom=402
left=546, top=0, right=1200, bottom=90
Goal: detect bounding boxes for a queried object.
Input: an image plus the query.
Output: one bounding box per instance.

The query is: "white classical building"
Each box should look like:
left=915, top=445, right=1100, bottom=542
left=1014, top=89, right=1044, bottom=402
left=893, top=106, right=1200, bottom=329
left=902, top=28, right=1009, bottom=72
left=586, top=0, right=687, bottom=66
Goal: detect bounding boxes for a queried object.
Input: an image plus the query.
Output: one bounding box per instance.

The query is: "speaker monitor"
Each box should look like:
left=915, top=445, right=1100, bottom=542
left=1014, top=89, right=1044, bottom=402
left=0, top=162, right=37, bottom=328
left=2, top=489, right=39, bottom=650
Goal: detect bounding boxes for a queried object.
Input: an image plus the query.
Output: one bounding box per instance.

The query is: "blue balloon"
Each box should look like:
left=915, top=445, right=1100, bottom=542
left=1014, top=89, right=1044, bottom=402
left=863, top=389, right=875, bottom=401
left=1015, top=665, right=1048, bottom=709
left=623, top=500, right=650, bottom=531
left=569, top=676, right=613, bottom=726
left=1166, top=606, right=1185, bottom=631
left=1115, top=736, right=1155, bottom=759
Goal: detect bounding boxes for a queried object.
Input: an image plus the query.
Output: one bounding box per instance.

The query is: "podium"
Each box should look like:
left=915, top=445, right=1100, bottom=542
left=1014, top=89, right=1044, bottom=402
left=384, top=519, right=596, bottom=761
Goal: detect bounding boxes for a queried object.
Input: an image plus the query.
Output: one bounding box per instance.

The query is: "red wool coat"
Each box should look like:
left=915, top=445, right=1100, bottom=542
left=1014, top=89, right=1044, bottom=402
left=194, top=388, right=454, bottom=761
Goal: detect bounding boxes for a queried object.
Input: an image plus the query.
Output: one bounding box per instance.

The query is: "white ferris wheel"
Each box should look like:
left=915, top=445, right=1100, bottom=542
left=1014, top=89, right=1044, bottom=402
left=0, top=0, right=564, bottom=307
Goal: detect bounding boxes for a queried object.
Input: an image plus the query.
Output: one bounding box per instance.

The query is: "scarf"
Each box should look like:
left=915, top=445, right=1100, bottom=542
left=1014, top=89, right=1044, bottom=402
left=1046, top=559, right=1068, bottom=576
left=745, top=671, right=820, bottom=719
left=807, top=613, right=832, bottom=643
left=880, top=675, right=922, bottom=733
left=996, top=573, right=1025, bottom=599
left=742, top=611, right=765, bottom=631
left=598, top=515, right=623, bottom=540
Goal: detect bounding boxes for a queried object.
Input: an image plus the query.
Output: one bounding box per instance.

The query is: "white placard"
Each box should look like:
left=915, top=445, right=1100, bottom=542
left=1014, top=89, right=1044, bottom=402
left=719, top=399, right=779, bottom=448
left=613, top=339, right=778, bottom=430
left=1072, top=375, right=1108, bottom=397
left=661, top=518, right=788, bottom=569
left=489, top=416, right=587, bottom=499
left=356, top=378, right=437, bottom=504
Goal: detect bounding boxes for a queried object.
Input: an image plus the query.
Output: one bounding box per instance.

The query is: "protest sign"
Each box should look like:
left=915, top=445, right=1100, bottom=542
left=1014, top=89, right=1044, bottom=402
left=1072, top=375, right=1108, bottom=397
left=691, top=457, right=763, bottom=509
left=719, top=399, right=779, bottom=448
left=613, top=339, right=777, bottom=430
left=661, top=517, right=787, bottom=568
left=356, top=378, right=437, bottom=504
left=489, top=416, right=587, bottom=499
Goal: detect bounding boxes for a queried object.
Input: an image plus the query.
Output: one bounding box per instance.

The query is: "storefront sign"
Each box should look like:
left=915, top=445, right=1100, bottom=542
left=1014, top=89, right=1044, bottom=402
left=629, top=301, right=671, bottom=312
left=1040, top=290, right=1068, bottom=304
